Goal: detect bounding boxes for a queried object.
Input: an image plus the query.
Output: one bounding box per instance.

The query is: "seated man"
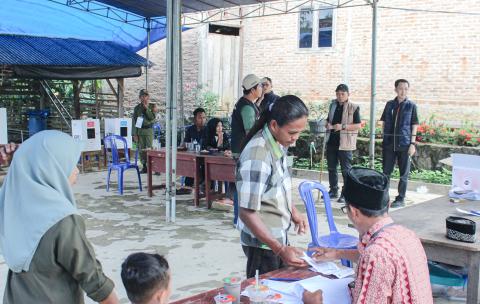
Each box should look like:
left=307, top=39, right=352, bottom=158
left=121, top=252, right=171, bottom=304
left=184, top=107, right=206, bottom=147
left=183, top=107, right=207, bottom=188
left=305, top=167, right=433, bottom=304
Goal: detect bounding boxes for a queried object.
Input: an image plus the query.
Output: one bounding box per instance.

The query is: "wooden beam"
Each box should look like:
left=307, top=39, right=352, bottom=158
left=106, top=79, right=118, bottom=97
left=72, top=80, right=81, bottom=119
left=94, top=80, right=100, bottom=119
left=78, top=80, right=85, bottom=93
left=116, top=78, right=124, bottom=117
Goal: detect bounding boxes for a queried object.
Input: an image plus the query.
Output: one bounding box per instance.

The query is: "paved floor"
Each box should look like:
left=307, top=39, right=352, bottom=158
left=0, top=169, right=462, bottom=303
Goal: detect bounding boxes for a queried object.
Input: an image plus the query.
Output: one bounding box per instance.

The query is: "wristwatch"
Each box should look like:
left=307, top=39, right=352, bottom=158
left=410, top=142, right=417, bottom=146
left=342, top=124, right=347, bottom=130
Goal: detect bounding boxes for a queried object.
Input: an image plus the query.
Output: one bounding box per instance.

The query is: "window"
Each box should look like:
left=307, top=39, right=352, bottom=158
left=299, top=9, right=313, bottom=48
left=298, top=7, right=334, bottom=49
left=318, top=10, right=333, bottom=47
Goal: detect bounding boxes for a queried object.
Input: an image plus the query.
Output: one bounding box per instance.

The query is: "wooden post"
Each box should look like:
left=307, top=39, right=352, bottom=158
left=72, top=80, right=81, bottom=119
left=94, top=80, right=100, bottom=119
left=39, top=80, right=45, bottom=110
left=116, top=78, right=124, bottom=117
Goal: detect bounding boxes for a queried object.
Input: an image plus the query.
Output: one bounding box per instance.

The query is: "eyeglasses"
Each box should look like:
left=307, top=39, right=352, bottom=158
left=341, top=205, right=349, bottom=214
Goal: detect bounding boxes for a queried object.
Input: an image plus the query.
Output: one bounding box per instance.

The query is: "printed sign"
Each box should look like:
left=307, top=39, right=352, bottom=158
left=71, top=119, right=101, bottom=152
left=104, top=118, right=132, bottom=148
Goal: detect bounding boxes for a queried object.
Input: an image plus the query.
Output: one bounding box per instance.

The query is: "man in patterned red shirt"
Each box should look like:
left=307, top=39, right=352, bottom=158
left=306, top=167, right=433, bottom=304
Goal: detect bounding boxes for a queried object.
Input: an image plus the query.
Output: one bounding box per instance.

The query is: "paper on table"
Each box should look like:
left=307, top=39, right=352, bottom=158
left=260, top=280, right=304, bottom=304
left=298, top=275, right=354, bottom=304
left=301, top=254, right=339, bottom=272
left=302, top=253, right=355, bottom=278
left=240, top=281, right=302, bottom=304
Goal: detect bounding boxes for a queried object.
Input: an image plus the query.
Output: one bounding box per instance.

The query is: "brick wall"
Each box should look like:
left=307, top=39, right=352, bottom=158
left=125, top=1, right=480, bottom=126
left=124, top=29, right=200, bottom=120
left=240, top=0, right=480, bottom=126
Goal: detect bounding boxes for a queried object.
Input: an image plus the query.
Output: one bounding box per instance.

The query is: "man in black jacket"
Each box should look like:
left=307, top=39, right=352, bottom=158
left=258, top=77, right=280, bottom=114
left=380, top=79, right=419, bottom=208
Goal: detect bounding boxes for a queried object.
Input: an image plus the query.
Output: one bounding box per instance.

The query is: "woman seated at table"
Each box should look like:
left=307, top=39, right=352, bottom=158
left=0, top=130, right=118, bottom=304
left=202, top=118, right=231, bottom=154
left=202, top=118, right=233, bottom=204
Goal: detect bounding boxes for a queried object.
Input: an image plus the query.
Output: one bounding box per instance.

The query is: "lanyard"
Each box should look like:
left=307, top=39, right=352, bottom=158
left=366, top=222, right=397, bottom=248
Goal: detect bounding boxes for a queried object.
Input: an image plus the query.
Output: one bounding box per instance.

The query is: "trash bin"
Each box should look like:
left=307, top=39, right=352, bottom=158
left=27, top=109, right=49, bottom=136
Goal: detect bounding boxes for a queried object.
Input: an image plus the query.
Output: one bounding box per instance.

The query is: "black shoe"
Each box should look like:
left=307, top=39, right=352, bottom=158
left=140, top=167, right=148, bottom=174
left=328, top=190, right=338, bottom=199
left=390, top=199, right=405, bottom=208
left=337, top=196, right=345, bottom=204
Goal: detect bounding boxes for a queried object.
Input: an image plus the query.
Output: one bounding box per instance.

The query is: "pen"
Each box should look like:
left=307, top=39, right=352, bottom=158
left=268, top=277, right=300, bottom=282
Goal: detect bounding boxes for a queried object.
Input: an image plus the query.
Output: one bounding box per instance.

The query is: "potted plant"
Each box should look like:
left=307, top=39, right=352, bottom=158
left=308, top=101, right=328, bottom=135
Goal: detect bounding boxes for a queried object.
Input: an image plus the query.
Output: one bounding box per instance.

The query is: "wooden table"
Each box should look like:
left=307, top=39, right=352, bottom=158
left=203, top=153, right=236, bottom=209
left=391, top=196, right=480, bottom=303
left=170, top=267, right=319, bottom=304
left=79, top=149, right=103, bottom=173
left=147, top=149, right=202, bottom=206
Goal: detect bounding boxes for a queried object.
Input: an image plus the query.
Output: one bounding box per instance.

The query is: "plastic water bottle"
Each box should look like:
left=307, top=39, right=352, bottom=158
left=193, top=140, right=199, bottom=153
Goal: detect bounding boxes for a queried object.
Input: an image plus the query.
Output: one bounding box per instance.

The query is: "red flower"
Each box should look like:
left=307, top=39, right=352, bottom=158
left=459, top=130, right=466, bottom=136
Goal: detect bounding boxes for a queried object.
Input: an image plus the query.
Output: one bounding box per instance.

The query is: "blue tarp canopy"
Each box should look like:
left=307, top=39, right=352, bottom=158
left=0, top=0, right=273, bottom=52
left=0, top=0, right=168, bottom=52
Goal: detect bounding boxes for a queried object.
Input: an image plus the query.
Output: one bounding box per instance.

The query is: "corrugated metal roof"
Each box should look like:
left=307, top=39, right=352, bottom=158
left=0, top=35, right=149, bottom=66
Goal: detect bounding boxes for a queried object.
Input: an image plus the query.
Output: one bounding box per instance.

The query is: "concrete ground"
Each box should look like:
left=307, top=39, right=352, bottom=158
left=0, top=169, right=462, bottom=303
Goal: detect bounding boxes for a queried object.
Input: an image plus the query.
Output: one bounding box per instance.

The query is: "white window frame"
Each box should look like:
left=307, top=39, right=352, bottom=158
left=297, top=4, right=337, bottom=51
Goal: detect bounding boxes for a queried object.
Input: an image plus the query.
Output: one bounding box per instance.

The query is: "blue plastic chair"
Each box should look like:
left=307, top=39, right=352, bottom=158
left=104, top=135, right=142, bottom=195
left=298, top=180, right=358, bottom=267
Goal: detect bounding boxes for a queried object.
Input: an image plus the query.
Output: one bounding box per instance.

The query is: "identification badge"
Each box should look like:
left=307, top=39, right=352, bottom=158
left=135, top=117, right=144, bottom=128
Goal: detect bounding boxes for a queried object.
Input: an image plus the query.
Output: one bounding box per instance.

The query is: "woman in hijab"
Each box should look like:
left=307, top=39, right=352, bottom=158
left=202, top=118, right=230, bottom=152
left=0, top=130, right=118, bottom=304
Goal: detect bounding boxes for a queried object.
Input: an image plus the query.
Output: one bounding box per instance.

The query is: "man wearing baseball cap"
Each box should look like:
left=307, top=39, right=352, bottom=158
left=230, top=74, right=263, bottom=225
left=230, top=74, right=262, bottom=155
left=132, top=89, right=158, bottom=173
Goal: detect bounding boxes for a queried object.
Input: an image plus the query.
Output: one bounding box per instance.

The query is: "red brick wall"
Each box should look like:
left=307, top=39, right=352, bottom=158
left=240, top=0, right=480, bottom=126
left=125, top=1, right=480, bottom=126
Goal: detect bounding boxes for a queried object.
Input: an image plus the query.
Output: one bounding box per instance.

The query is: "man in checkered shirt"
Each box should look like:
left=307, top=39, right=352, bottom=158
left=237, top=95, right=309, bottom=278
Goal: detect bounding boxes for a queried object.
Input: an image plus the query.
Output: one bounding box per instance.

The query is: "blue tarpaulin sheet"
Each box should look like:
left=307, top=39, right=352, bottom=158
left=0, top=0, right=168, bottom=52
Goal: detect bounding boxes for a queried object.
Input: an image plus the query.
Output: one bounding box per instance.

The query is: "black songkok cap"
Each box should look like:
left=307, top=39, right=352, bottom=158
left=344, top=167, right=390, bottom=211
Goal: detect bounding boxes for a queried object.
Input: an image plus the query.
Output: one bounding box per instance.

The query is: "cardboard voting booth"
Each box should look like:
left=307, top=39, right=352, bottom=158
left=104, top=118, right=132, bottom=148
left=0, top=108, right=7, bottom=144
left=71, top=119, right=101, bottom=152
left=449, top=154, right=480, bottom=200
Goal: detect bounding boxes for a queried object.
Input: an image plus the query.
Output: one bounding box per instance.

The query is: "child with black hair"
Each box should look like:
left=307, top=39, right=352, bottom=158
left=121, top=253, right=172, bottom=304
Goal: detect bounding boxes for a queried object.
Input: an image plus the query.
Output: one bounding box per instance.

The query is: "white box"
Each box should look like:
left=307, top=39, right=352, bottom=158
left=0, top=108, right=7, bottom=144
left=71, top=119, right=101, bottom=152
left=104, top=118, right=132, bottom=148
left=450, top=154, right=480, bottom=200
